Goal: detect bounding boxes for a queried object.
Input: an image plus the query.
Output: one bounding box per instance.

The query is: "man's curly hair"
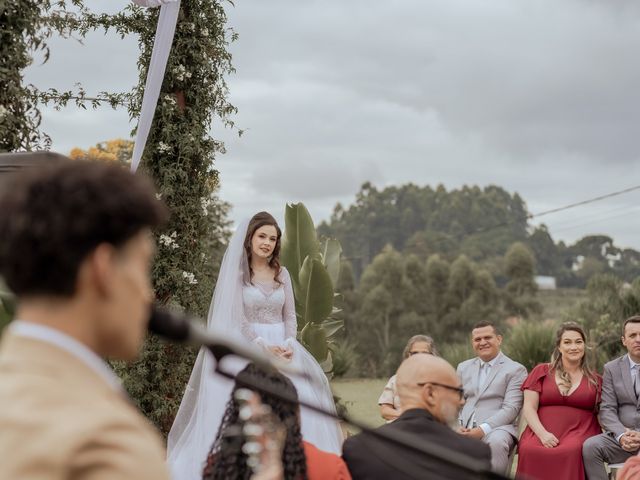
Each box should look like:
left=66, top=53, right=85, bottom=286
left=0, top=158, right=167, bottom=297
left=202, top=363, right=308, bottom=480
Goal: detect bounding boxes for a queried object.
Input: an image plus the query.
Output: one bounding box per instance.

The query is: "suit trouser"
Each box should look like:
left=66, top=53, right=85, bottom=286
left=583, top=433, right=636, bottom=480
left=484, top=429, right=516, bottom=475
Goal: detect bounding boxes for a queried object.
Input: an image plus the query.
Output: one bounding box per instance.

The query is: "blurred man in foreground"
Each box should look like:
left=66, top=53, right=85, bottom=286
left=342, top=354, right=491, bottom=479
left=0, top=158, right=171, bottom=479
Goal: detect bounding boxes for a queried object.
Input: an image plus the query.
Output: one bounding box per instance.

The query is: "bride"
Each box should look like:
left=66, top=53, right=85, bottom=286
left=167, top=211, right=343, bottom=479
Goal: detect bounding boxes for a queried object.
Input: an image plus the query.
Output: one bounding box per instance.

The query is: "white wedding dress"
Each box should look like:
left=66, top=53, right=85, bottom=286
left=166, top=219, right=342, bottom=480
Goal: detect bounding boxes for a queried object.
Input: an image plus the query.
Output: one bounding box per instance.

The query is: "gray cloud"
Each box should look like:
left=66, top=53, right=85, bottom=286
left=23, top=0, right=640, bottom=249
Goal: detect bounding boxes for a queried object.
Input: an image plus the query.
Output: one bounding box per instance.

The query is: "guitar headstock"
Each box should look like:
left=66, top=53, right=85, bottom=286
left=234, top=388, right=287, bottom=480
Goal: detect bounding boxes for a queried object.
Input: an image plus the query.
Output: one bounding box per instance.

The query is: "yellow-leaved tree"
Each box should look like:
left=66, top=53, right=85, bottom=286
left=69, top=138, right=133, bottom=165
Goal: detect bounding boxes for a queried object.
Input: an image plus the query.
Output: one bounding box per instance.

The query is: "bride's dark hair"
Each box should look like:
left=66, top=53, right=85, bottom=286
left=202, top=364, right=308, bottom=480
left=243, top=211, right=283, bottom=285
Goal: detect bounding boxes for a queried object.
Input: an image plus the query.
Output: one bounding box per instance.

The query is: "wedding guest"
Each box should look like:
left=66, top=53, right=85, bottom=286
left=620, top=454, right=640, bottom=480
left=583, top=315, right=640, bottom=480
left=457, top=321, right=527, bottom=474
left=0, top=159, right=171, bottom=479
left=378, top=334, right=438, bottom=422
left=343, top=354, right=491, bottom=480
left=517, top=322, right=602, bottom=480
left=203, top=363, right=351, bottom=480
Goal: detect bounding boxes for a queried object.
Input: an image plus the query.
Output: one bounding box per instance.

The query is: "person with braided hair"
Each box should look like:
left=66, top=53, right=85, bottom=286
left=202, top=363, right=351, bottom=480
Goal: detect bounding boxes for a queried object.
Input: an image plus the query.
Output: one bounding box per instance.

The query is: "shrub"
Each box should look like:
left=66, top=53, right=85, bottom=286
left=440, top=342, right=475, bottom=369
left=331, top=339, right=360, bottom=378
left=503, top=320, right=556, bottom=371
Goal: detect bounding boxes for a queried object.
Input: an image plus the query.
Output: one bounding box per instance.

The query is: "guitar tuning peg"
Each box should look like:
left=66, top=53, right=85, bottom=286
left=239, top=405, right=253, bottom=421
left=242, top=441, right=262, bottom=456
left=243, top=423, right=264, bottom=436
left=235, top=388, right=254, bottom=402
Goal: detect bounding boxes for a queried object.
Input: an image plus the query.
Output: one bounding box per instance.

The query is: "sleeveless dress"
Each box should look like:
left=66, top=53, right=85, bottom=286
left=240, top=267, right=343, bottom=454
left=516, top=364, right=602, bottom=480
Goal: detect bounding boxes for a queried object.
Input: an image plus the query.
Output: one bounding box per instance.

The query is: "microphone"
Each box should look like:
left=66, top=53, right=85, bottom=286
left=147, top=305, right=301, bottom=375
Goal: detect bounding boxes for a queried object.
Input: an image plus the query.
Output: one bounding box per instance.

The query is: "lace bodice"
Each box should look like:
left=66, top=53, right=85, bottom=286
left=240, top=267, right=297, bottom=343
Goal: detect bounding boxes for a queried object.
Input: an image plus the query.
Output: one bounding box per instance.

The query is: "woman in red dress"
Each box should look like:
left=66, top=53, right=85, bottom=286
left=516, top=322, right=602, bottom=480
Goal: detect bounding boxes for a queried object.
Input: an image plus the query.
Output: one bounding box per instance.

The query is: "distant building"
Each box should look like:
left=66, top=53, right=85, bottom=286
left=535, top=275, right=557, bottom=290
left=572, top=255, right=585, bottom=272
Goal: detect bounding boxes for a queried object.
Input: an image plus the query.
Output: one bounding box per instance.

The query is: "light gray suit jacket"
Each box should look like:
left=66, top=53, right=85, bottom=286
left=457, top=352, right=527, bottom=439
left=599, top=354, right=640, bottom=438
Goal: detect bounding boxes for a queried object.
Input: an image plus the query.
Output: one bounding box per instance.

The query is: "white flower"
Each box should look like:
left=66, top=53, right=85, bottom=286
left=155, top=193, right=162, bottom=200
left=0, top=105, right=7, bottom=119
left=182, top=271, right=198, bottom=285
left=200, top=197, right=212, bottom=216
left=164, top=95, right=176, bottom=107
left=159, top=231, right=179, bottom=249
left=173, top=64, right=187, bottom=81
left=187, top=23, right=196, bottom=32
left=157, top=142, right=171, bottom=153
left=202, top=28, right=209, bottom=37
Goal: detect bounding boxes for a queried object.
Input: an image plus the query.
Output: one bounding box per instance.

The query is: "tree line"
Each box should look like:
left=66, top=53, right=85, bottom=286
left=318, top=182, right=640, bottom=288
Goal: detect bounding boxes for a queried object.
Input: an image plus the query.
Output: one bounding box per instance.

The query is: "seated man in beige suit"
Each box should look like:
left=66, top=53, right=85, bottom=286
left=457, top=321, right=527, bottom=475
left=0, top=159, right=171, bottom=480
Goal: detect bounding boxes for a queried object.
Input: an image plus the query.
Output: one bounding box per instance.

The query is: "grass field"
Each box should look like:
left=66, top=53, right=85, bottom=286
left=331, top=377, right=387, bottom=434
left=538, top=288, right=587, bottom=321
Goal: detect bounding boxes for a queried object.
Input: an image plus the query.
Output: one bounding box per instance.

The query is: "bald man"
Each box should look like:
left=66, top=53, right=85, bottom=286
left=342, top=355, right=492, bottom=480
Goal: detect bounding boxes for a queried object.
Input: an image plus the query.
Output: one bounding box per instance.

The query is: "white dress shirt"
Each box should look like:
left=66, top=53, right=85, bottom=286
left=478, top=354, right=500, bottom=435
left=9, top=320, right=123, bottom=392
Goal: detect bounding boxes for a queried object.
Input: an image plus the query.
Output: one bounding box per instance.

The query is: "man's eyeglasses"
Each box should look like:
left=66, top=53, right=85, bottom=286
left=417, top=381, right=466, bottom=400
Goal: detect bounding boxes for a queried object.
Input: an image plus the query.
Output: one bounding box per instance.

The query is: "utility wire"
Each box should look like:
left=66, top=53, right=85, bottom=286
left=344, top=183, right=640, bottom=260
left=552, top=206, right=640, bottom=234
left=529, top=184, right=640, bottom=219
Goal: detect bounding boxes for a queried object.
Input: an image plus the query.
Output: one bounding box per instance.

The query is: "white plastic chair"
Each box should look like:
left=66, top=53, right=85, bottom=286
left=608, top=462, right=625, bottom=480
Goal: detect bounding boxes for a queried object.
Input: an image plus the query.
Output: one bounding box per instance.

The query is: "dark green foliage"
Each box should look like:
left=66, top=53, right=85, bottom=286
left=440, top=342, right=475, bottom=369
left=330, top=339, right=360, bottom=378
left=318, top=183, right=529, bottom=279
left=347, top=246, right=503, bottom=377
left=319, top=183, right=640, bottom=288
left=84, top=1, right=237, bottom=435
left=0, top=1, right=88, bottom=151
left=502, top=320, right=556, bottom=371
left=503, top=242, right=542, bottom=317
left=571, top=274, right=640, bottom=367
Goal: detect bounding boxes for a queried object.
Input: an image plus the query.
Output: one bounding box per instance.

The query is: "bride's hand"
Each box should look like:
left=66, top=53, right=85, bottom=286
left=280, top=347, right=293, bottom=361
left=267, top=346, right=284, bottom=357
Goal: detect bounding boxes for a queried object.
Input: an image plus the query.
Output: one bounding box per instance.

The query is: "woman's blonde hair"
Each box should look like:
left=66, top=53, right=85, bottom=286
left=402, top=335, right=439, bottom=359
left=550, top=322, right=598, bottom=395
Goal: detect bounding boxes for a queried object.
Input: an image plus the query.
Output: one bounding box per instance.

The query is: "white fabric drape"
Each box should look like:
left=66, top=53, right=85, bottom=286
left=130, top=0, right=181, bottom=172
left=133, top=0, right=178, bottom=6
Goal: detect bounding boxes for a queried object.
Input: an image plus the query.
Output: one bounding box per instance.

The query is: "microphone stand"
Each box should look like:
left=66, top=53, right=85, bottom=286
left=209, top=346, right=511, bottom=480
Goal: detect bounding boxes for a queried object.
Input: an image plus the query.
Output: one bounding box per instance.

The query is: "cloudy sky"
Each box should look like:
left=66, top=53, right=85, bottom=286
left=25, top=0, right=640, bottom=248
